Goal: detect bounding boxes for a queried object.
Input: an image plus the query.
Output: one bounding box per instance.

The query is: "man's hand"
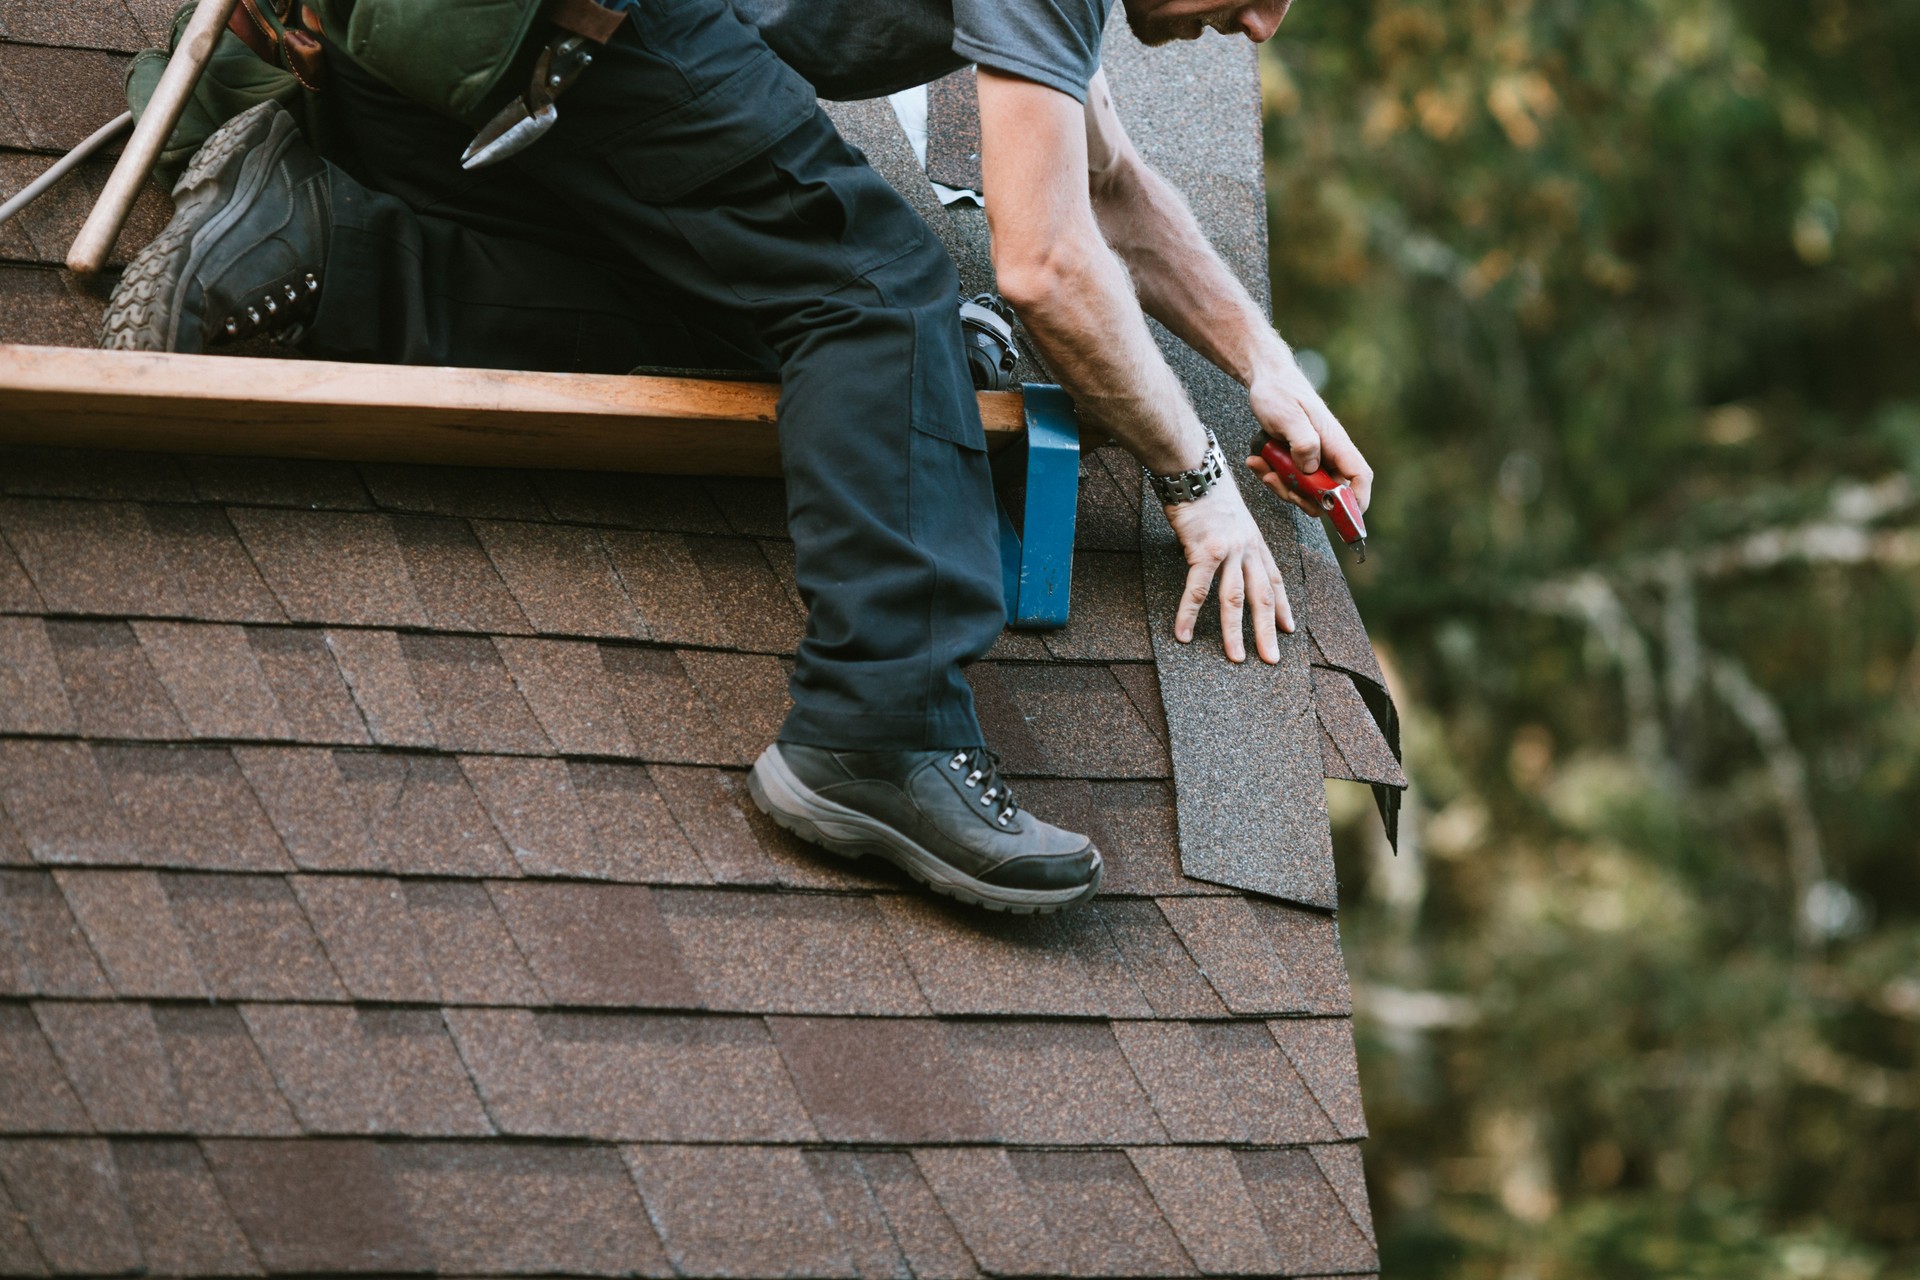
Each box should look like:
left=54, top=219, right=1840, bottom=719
left=1164, top=481, right=1294, bottom=664
left=1245, top=359, right=1374, bottom=518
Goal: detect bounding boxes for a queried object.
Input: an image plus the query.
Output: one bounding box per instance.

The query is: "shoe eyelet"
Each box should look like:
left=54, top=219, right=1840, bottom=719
left=948, top=752, right=967, bottom=771
left=997, top=812, right=1012, bottom=826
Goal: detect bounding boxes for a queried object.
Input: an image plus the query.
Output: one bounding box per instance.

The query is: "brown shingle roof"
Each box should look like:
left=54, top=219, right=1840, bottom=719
left=0, top=18, right=1398, bottom=1275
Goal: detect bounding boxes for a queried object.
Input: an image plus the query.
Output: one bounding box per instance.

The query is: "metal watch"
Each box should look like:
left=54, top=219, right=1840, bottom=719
left=1145, top=429, right=1227, bottom=505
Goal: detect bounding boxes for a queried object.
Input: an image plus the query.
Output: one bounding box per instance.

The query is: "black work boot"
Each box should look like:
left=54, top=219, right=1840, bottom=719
left=101, top=101, right=328, bottom=352
left=749, top=743, right=1102, bottom=913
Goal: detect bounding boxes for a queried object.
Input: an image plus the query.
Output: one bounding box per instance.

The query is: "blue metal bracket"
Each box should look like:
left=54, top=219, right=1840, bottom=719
left=997, top=383, right=1080, bottom=629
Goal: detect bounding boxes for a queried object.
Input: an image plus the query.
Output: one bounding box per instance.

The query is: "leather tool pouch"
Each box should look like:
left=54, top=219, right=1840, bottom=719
left=228, top=0, right=329, bottom=91
left=125, top=0, right=318, bottom=176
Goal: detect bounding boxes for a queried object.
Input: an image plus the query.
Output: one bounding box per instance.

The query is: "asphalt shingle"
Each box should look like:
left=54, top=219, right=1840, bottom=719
left=320, top=629, right=431, bottom=746
left=877, top=894, right=1107, bottom=1017
left=677, top=649, right=791, bottom=764
left=1128, top=1146, right=1279, bottom=1277
left=182, top=456, right=369, bottom=510
left=143, top=505, right=285, bottom=624
left=359, top=463, right=548, bottom=521
left=292, top=875, right=436, bottom=1002
left=131, top=621, right=289, bottom=741
left=494, top=637, right=638, bottom=757
left=769, top=1016, right=993, bottom=1144
left=245, top=629, right=369, bottom=744
left=0, top=742, right=132, bottom=868
left=403, top=880, right=540, bottom=1005
left=204, top=1139, right=430, bottom=1274
left=1234, top=1148, right=1378, bottom=1276
left=336, top=754, right=520, bottom=878
left=0, top=1005, right=90, bottom=1131
left=860, top=1151, right=982, bottom=1280
left=1011, top=1150, right=1194, bottom=1278
left=240, top=1003, right=397, bottom=1135
left=658, top=889, right=923, bottom=1015
left=914, top=1147, right=1066, bottom=1279
left=46, top=618, right=185, bottom=739
left=400, top=632, right=551, bottom=755
left=567, top=762, right=711, bottom=883
left=359, top=1010, right=493, bottom=1137
left=600, top=646, right=732, bottom=763
left=52, top=869, right=204, bottom=998
left=112, top=1140, right=262, bottom=1277
left=948, top=1021, right=1165, bottom=1146
left=624, top=1144, right=855, bottom=1280
left=600, top=530, right=731, bottom=647
left=1158, top=896, right=1311, bottom=1015
left=805, top=1151, right=915, bottom=1280
left=440, top=1008, right=565, bottom=1136
left=93, top=745, right=291, bottom=872
left=1094, top=900, right=1229, bottom=1020
left=0, top=1138, right=144, bottom=1274
left=0, top=617, right=73, bottom=735
left=234, top=747, right=383, bottom=872
left=0, top=869, right=110, bottom=996
left=0, top=498, right=183, bottom=617
left=472, top=519, right=647, bottom=640
left=151, top=1007, right=300, bottom=1137
left=387, top=514, right=534, bottom=635
left=490, top=880, right=695, bottom=1008
left=461, top=754, right=598, bottom=877
left=164, top=874, right=343, bottom=1001
left=33, top=1002, right=182, bottom=1133
left=226, top=509, right=425, bottom=627
left=1271, top=1017, right=1368, bottom=1139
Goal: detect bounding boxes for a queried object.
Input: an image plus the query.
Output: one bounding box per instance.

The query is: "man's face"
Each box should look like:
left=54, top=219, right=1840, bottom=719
left=1122, top=0, right=1294, bottom=46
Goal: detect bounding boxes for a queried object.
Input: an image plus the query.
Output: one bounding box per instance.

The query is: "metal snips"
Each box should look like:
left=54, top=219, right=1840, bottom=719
left=461, top=33, right=595, bottom=170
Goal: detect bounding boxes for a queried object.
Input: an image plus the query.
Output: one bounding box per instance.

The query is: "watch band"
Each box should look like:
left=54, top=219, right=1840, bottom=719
left=1145, top=428, right=1227, bottom=505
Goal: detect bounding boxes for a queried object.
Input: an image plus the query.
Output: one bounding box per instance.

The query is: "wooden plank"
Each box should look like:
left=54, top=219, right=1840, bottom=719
left=0, top=345, right=1030, bottom=475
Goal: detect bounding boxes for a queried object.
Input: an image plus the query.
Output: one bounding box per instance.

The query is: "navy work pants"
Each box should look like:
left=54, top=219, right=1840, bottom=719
left=304, top=0, right=1006, bottom=751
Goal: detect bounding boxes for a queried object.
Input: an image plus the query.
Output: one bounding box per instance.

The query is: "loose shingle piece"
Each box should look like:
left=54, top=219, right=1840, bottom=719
left=0, top=17, right=1397, bottom=1280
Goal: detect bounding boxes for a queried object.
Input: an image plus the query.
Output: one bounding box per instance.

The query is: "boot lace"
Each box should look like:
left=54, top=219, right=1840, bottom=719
left=947, top=748, right=1022, bottom=827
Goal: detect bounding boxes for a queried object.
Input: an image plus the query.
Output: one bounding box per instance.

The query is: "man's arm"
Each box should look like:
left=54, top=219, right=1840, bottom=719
left=977, top=67, right=1291, bottom=663
left=1079, top=69, right=1372, bottom=514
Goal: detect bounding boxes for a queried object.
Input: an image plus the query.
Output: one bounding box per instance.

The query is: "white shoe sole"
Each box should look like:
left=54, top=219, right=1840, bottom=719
left=748, top=745, right=1102, bottom=914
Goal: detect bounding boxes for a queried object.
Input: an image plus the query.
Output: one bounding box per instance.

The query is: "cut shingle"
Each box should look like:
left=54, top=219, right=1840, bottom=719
left=130, top=622, right=290, bottom=741
left=769, top=1016, right=993, bottom=1143
left=234, top=747, right=382, bottom=871
left=440, top=1008, right=566, bottom=1136
left=948, top=1021, right=1165, bottom=1146
left=1010, top=1150, right=1194, bottom=1278
left=861, top=1151, right=981, bottom=1280
left=1250, top=900, right=1353, bottom=1015
left=113, top=1140, right=263, bottom=1278
left=600, top=646, right=732, bottom=763
left=1108, top=661, right=1170, bottom=747
left=1311, top=1145, right=1376, bottom=1246
left=1128, top=1147, right=1279, bottom=1278
left=33, top=1002, right=182, bottom=1133
left=164, top=874, right=344, bottom=1001
left=399, top=632, right=550, bottom=754
left=805, top=1151, right=914, bottom=1280
left=241, top=1004, right=397, bottom=1135
left=1094, top=900, right=1229, bottom=1020
left=387, top=514, right=535, bottom=635
left=624, top=1144, right=856, bottom=1280
left=52, top=869, right=205, bottom=998
left=1112, top=1021, right=1247, bottom=1144
left=541, top=1012, right=816, bottom=1141
left=0, top=617, right=74, bottom=735
left=151, top=1006, right=299, bottom=1137
left=336, top=753, right=520, bottom=878
left=0, top=498, right=184, bottom=616
left=566, top=762, right=710, bottom=884
left=677, top=649, right=790, bottom=764
left=0, top=1005, right=90, bottom=1131
left=495, top=637, right=638, bottom=757
left=1271, top=1017, right=1368, bottom=1139
left=876, top=894, right=1106, bottom=1017
left=324, top=627, right=435, bottom=745
left=358, top=1010, right=493, bottom=1137
left=203, top=1139, right=430, bottom=1274
left=143, top=505, right=285, bottom=625
left=490, top=880, right=695, bottom=1008
left=93, top=745, right=291, bottom=872
left=1234, top=1148, right=1378, bottom=1276
left=244, top=629, right=369, bottom=744
left=0, top=869, right=110, bottom=996
left=1158, top=896, right=1310, bottom=1015
left=461, top=755, right=598, bottom=877
left=45, top=619, right=186, bottom=739
left=1194, top=1021, right=1337, bottom=1145
left=914, top=1147, right=1066, bottom=1279
left=600, top=530, right=730, bottom=647
left=403, top=880, right=540, bottom=1005
left=472, top=519, right=647, bottom=639
left=0, top=741, right=132, bottom=867
left=0, top=1139, right=144, bottom=1275
left=657, top=890, right=923, bottom=1015
left=386, top=1142, right=670, bottom=1276
left=291, top=875, right=436, bottom=1002
left=1313, top=666, right=1406, bottom=788
left=226, top=509, right=424, bottom=627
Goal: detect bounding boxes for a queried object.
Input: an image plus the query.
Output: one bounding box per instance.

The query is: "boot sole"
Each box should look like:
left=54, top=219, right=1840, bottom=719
left=101, top=101, right=295, bottom=352
left=748, top=745, right=1102, bottom=914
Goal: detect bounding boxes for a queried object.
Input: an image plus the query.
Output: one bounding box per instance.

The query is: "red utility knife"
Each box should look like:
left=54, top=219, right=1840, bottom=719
left=1250, top=431, right=1369, bottom=561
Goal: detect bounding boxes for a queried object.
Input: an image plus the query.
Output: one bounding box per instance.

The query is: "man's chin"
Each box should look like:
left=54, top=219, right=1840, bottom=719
left=1123, top=8, right=1199, bottom=46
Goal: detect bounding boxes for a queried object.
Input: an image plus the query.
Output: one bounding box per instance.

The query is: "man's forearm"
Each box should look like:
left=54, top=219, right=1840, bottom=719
left=996, top=229, right=1212, bottom=474
left=1090, top=150, right=1289, bottom=390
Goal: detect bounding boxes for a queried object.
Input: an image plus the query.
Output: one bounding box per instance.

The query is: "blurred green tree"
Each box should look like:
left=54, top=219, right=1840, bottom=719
left=1261, top=0, right=1920, bottom=1273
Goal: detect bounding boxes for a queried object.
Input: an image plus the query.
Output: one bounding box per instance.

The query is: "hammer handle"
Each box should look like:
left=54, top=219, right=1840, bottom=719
left=66, top=0, right=243, bottom=275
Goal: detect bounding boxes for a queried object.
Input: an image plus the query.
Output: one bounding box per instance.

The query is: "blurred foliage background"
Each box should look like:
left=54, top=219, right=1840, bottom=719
left=1259, top=0, right=1920, bottom=1274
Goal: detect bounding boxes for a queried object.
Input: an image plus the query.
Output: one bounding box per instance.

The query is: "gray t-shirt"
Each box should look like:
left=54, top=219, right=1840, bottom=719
left=733, top=0, right=1109, bottom=103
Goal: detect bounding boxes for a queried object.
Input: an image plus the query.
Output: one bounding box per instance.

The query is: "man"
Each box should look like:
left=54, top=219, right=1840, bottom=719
left=103, top=0, right=1369, bottom=913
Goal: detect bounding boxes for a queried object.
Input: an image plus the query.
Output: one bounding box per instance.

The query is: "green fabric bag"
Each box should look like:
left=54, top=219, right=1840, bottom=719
left=124, top=3, right=305, bottom=178
left=308, top=0, right=543, bottom=125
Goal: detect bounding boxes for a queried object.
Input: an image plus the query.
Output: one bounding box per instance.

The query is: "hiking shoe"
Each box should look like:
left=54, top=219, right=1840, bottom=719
left=102, top=101, right=328, bottom=353
left=749, top=742, right=1102, bottom=913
